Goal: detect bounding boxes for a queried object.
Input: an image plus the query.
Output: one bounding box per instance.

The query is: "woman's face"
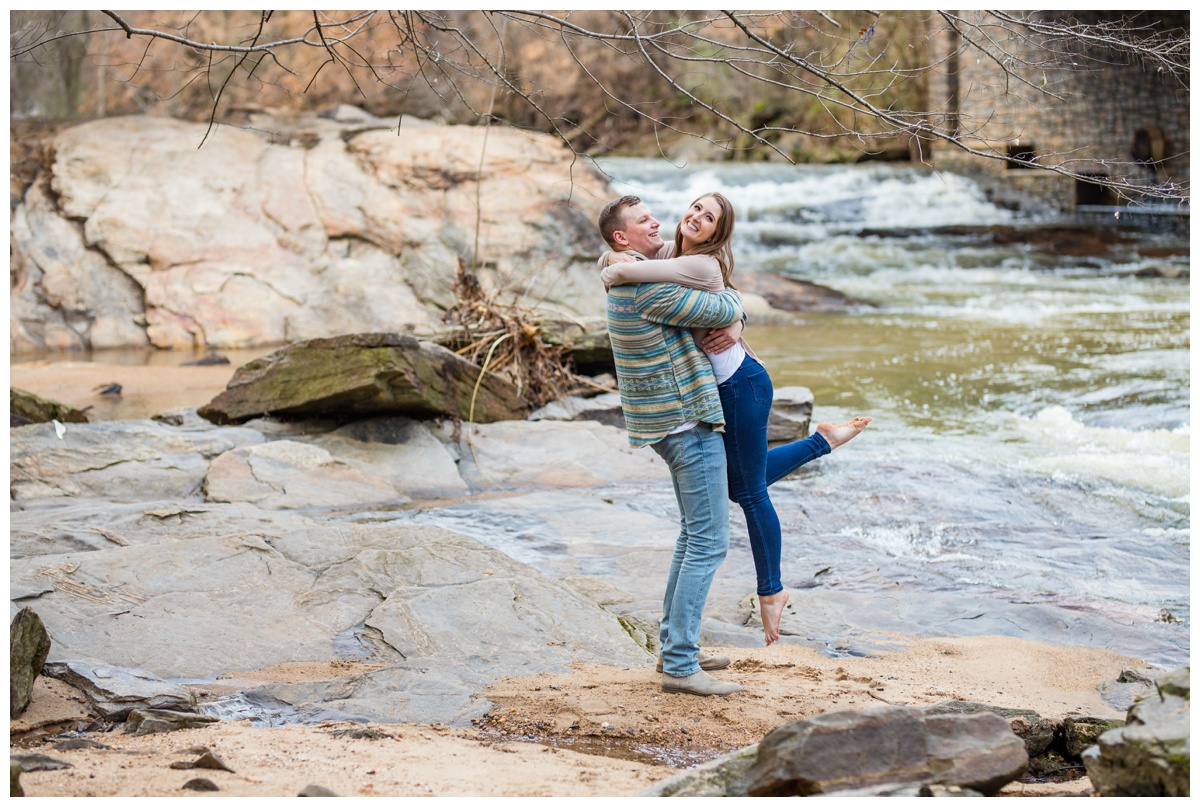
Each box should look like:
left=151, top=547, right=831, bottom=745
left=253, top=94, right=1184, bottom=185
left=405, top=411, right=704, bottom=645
left=679, top=196, right=722, bottom=249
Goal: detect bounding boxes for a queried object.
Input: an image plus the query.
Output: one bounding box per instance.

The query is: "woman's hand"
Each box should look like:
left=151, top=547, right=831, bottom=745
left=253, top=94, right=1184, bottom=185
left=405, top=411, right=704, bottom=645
left=701, top=320, right=744, bottom=353
left=602, top=251, right=638, bottom=267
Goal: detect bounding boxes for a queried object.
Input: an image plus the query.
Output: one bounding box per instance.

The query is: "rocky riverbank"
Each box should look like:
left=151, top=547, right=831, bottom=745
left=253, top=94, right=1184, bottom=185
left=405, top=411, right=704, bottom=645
left=9, top=637, right=1144, bottom=797
left=10, top=351, right=1187, bottom=797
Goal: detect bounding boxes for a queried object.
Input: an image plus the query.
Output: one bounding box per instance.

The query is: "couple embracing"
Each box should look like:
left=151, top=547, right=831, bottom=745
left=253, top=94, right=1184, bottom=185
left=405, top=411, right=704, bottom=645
left=597, top=193, right=870, bottom=697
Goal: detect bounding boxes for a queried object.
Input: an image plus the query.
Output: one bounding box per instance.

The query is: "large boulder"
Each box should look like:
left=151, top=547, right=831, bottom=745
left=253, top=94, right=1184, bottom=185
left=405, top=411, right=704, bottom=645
left=740, top=706, right=1027, bottom=797
left=1082, top=666, right=1190, bottom=796
left=925, top=700, right=1055, bottom=757
left=10, top=607, right=52, bottom=718
left=197, top=333, right=528, bottom=425
left=11, top=114, right=612, bottom=354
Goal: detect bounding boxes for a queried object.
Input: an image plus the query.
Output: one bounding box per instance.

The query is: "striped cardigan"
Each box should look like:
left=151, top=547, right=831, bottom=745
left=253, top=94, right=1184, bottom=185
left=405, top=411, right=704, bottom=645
left=606, top=280, right=744, bottom=447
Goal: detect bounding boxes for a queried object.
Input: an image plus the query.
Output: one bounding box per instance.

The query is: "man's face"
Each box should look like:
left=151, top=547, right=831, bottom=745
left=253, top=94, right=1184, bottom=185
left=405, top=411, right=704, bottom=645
left=615, top=202, right=664, bottom=256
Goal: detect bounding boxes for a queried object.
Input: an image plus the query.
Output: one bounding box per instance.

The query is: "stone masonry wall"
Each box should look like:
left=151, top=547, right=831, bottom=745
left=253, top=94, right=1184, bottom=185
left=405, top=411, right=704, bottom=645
left=926, top=11, right=1189, bottom=212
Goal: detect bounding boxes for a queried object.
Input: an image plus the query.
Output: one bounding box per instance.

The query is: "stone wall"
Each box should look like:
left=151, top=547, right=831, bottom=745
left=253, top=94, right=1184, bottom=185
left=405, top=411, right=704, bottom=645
left=926, top=11, right=1190, bottom=212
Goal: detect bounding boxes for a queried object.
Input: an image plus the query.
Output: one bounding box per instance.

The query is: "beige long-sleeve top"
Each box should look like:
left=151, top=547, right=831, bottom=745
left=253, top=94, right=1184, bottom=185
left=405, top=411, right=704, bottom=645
left=600, top=245, right=760, bottom=364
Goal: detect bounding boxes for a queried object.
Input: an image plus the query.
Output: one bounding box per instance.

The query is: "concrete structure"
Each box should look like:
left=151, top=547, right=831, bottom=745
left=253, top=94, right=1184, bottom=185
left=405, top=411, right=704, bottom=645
left=927, top=11, right=1189, bottom=214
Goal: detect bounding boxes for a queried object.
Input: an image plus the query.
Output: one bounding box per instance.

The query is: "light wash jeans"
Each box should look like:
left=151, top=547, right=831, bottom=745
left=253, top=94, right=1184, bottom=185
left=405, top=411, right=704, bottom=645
left=651, top=423, right=730, bottom=678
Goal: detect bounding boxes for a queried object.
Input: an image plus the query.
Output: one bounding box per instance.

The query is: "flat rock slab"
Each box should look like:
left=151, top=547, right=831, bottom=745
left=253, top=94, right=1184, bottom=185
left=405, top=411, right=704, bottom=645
left=197, top=333, right=527, bottom=425
left=203, top=440, right=404, bottom=510
left=251, top=660, right=499, bottom=726
left=10, top=419, right=264, bottom=502
left=445, top=420, right=668, bottom=489
left=14, top=516, right=646, bottom=694
left=43, top=660, right=196, bottom=720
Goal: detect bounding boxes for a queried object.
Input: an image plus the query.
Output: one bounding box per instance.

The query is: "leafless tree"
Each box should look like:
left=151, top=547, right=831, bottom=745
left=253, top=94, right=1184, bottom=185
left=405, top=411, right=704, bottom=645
left=10, top=9, right=1190, bottom=204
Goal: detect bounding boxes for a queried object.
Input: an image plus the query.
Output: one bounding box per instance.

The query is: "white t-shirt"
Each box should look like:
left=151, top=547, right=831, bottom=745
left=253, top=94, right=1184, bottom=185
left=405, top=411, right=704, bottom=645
left=708, top=341, right=747, bottom=385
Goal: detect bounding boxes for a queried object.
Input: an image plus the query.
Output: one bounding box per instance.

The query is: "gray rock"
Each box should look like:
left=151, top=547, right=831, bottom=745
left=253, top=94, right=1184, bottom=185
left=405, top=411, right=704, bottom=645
left=10, top=499, right=317, bottom=558
left=15, top=511, right=646, bottom=721
left=1060, top=716, right=1125, bottom=759
left=640, top=744, right=758, bottom=797
left=925, top=700, right=1055, bottom=756
left=529, top=393, right=625, bottom=430
left=814, top=783, right=984, bottom=797
left=1099, top=668, right=1160, bottom=712
left=10, top=607, right=51, bottom=718
left=10, top=753, right=72, bottom=772
left=10, top=388, right=89, bottom=426
left=125, top=708, right=220, bottom=736
left=9, top=419, right=264, bottom=502
left=203, top=440, right=404, bottom=510
left=767, top=386, right=813, bottom=444
left=1083, top=666, right=1189, bottom=796
left=168, top=749, right=233, bottom=771
left=741, top=706, right=1027, bottom=797
left=534, top=318, right=614, bottom=377
left=42, top=661, right=196, bottom=720
left=182, top=778, right=220, bottom=792
left=256, top=660, right=497, bottom=726
left=735, top=270, right=859, bottom=313
left=444, top=419, right=668, bottom=489
left=299, top=784, right=340, bottom=796
left=311, top=418, right=468, bottom=500
left=197, top=333, right=528, bottom=425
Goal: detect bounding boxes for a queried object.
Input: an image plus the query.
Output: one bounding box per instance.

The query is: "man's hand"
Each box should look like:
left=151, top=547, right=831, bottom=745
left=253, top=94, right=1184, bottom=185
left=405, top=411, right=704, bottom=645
left=602, top=251, right=638, bottom=267
left=700, top=320, right=744, bottom=354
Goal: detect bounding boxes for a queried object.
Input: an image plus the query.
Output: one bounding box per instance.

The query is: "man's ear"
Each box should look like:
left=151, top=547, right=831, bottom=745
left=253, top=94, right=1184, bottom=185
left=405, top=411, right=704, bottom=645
left=612, top=230, right=631, bottom=248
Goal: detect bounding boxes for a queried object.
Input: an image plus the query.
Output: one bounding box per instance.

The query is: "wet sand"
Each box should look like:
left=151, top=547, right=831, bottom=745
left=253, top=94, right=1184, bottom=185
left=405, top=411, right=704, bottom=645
left=10, top=360, right=242, bottom=422
left=12, top=635, right=1138, bottom=797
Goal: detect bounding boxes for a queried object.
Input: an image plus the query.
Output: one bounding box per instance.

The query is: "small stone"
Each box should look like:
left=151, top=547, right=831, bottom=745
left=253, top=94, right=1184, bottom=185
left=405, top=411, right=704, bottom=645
left=11, top=754, right=72, bottom=773
left=192, top=750, right=234, bottom=773
left=299, top=784, right=339, bottom=796
left=182, top=778, right=219, bottom=792
left=53, top=739, right=110, bottom=751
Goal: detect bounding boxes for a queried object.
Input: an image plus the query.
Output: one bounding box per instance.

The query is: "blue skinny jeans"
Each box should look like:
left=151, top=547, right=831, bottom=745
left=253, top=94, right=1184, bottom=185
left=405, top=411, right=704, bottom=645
left=717, top=355, right=830, bottom=597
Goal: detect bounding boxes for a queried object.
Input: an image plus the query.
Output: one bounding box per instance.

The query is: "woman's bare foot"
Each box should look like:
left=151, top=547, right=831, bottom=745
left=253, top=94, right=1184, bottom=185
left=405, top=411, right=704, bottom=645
left=758, top=590, right=790, bottom=646
left=816, top=416, right=872, bottom=450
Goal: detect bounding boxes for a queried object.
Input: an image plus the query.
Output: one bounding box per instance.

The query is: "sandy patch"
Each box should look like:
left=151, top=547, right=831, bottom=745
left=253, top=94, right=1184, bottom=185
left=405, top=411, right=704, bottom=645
left=11, top=635, right=1141, bottom=797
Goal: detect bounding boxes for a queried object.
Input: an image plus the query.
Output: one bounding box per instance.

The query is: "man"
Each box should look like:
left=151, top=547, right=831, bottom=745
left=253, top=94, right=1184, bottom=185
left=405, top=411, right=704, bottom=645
left=597, top=195, right=743, bottom=697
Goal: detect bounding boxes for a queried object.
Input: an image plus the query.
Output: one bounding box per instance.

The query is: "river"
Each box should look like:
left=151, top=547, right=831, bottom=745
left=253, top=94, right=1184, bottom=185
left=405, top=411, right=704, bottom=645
left=12, top=159, right=1189, bottom=669
left=588, top=159, right=1190, bottom=667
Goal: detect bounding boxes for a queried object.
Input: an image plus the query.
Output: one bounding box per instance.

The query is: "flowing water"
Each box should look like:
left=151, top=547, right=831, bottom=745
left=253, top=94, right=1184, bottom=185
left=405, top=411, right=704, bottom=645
left=594, top=159, right=1190, bottom=667
left=14, top=160, right=1189, bottom=670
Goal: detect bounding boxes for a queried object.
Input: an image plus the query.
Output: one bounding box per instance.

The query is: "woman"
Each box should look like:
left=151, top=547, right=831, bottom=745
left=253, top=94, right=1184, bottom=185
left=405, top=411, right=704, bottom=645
left=601, top=192, right=870, bottom=645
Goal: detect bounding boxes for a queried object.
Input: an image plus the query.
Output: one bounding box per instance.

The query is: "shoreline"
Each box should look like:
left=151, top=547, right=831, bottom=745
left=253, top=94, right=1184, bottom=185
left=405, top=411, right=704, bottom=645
left=12, top=635, right=1141, bottom=798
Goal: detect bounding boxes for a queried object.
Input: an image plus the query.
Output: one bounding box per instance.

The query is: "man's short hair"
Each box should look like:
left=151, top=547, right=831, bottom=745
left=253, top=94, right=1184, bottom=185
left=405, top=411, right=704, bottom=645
left=598, top=195, right=642, bottom=249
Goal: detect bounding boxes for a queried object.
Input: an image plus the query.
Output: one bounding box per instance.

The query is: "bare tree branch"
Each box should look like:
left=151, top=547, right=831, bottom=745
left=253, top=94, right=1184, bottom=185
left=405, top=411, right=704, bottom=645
left=9, top=9, right=1189, bottom=204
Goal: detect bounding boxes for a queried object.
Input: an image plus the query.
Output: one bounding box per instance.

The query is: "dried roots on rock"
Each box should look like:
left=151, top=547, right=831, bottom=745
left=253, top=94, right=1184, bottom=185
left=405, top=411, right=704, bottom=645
left=439, top=260, right=593, bottom=410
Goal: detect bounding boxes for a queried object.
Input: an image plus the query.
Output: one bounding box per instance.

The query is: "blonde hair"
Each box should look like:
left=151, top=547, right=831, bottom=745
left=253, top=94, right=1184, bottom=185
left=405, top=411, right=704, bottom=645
left=673, top=192, right=736, bottom=288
